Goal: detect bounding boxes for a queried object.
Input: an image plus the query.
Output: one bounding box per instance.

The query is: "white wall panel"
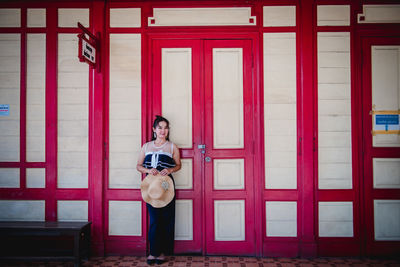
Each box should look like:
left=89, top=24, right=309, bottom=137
left=58, top=34, right=88, bottom=188
left=318, top=32, right=352, bottom=189
left=0, top=34, right=20, bottom=162
left=263, top=6, right=296, bottom=27
left=162, top=48, right=192, bottom=149
left=109, top=34, right=141, bottom=189
left=109, top=201, right=141, bottom=236
left=214, top=159, right=244, bottom=190
left=213, top=48, right=244, bottom=149
left=175, top=200, right=193, bottom=240
left=358, top=5, right=400, bottom=24
left=0, top=200, right=45, bottom=221
left=374, top=200, right=400, bottom=241
left=317, top=5, right=350, bottom=26
left=264, top=33, right=297, bottom=189
left=319, top=202, right=353, bottom=237
left=27, top=9, right=46, bottom=27
left=149, top=7, right=256, bottom=26
left=26, top=168, right=45, bottom=188
left=373, top=158, right=400, bottom=189
left=27, top=34, right=46, bottom=162
left=0, top=9, right=21, bottom=27
left=110, top=8, right=141, bottom=27
left=174, top=159, right=193, bottom=189
left=58, top=8, right=89, bottom=27
left=371, top=46, right=400, bottom=147
left=0, top=168, right=19, bottom=188
left=58, top=201, right=88, bottom=222
left=214, top=200, right=245, bottom=241
left=266, top=201, right=297, bottom=237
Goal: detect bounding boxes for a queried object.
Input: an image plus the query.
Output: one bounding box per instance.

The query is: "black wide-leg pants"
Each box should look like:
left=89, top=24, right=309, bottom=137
left=147, top=198, right=175, bottom=257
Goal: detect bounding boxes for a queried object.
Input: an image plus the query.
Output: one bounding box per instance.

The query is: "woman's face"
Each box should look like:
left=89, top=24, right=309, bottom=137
left=153, top=121, right=169, bottom=140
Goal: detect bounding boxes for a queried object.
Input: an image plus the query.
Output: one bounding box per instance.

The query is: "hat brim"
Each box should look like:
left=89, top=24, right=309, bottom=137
left=141, top=174, right=175, bottom=208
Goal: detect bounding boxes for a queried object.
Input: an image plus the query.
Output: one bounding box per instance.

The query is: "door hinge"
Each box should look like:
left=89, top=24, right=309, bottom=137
left=313, top=137, right=316, bottom=152
left=298, top=137, right=302, bottom=156
left=104, top=141, right=108, bottom=161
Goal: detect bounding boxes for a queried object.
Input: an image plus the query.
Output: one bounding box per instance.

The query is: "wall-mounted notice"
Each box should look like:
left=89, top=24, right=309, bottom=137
left=0, top=104, right=9, bottom=116
left=373, top=113, right=400, bottom=135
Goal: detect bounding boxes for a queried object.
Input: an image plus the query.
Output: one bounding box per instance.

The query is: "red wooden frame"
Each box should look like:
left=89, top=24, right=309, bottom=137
left=361, top=36, right=400, bottom=256
left=1, top=0, right=400, bottom=258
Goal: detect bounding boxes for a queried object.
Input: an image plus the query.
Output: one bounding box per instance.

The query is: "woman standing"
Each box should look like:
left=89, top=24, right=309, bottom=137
left=137, top=115, right=181, bottom=265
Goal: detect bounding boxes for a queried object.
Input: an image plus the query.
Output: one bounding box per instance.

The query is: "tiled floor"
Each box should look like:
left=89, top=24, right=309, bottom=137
left=2, top=256, right=400, bottom=267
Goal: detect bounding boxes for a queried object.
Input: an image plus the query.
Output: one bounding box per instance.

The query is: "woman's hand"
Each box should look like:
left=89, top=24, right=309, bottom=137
left=148, top=168, right=159, bottom=175
left=160, top=168, right=171, bottom=176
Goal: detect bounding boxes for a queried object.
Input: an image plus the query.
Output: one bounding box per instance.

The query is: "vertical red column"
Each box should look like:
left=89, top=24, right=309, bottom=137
left=45, top=6, right=58, bottom=222
left=90, top=0, right=105, bottom=256
left=299, top=0, right=317, bottom=257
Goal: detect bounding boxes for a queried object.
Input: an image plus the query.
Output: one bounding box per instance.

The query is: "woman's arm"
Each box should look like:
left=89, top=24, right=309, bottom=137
left=136, top=145, right=158, bottom=175
left=159, top=143, right=181, bottom=176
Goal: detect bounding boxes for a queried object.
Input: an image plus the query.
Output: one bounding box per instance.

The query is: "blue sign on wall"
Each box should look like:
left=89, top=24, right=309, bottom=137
left=0, top=104, right=9, bottom=116
left=375, top=115, right=399, bottom=125
left=374, top=114, right=400, bottom=132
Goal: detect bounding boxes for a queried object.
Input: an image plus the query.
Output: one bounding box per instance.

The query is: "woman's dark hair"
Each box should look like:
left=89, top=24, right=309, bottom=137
left=152, top=115, right=170, bottom=141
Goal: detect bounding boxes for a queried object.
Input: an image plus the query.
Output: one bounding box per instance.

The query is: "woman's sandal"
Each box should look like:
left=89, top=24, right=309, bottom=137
left=146, top=258, right=156, bottom=265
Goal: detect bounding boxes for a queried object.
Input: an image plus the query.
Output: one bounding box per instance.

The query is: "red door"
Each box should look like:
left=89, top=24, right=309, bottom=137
left=361, top=37, right=400, bottom=255
left=203, top=40, right=255, bottom=255
left=151, top=37, right=256, bottom=255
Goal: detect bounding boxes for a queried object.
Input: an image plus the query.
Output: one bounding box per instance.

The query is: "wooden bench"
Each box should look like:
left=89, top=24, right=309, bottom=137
left=0, top=221, right=91, bottom=267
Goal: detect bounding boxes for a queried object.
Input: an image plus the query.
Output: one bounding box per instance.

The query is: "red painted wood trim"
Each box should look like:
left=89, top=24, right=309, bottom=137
left=45, top=6, right=58, bottom=221
left=263, top=241, right=299, bottom=257
left=299, top=0, right=317, bottom=257
left=90, top=0, right=105, bottom=256
left=20, top=8, right=27, bottom=189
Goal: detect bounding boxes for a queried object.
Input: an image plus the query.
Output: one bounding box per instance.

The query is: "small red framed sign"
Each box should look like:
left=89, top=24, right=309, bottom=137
left=77, top=22, right=100, bottom=71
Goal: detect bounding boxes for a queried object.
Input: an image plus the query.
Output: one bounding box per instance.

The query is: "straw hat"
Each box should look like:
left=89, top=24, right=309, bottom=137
left=140, top=174, right=175, bottom=208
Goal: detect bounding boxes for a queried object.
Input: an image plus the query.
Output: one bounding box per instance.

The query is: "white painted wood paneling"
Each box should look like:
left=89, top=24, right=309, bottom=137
left=0, top=34, right=20, bottom=162
left=27, top=34, right=46, bottom=162
left=109, top=201, right=141, bottom=236
left=27, top=9, right=46, bottom=27
left=213, top=48, right=244, bottom=149
left=58, top=8, right=89, bottom=27
left=149, top=7, right=256, bottom=26
left=58, top=34, right=88, bottom=188
left=214, top=200, right=245, bottom=241
left=263, top=6, right=296, bottom=27
left=264, top=33, right=297, bottom=189
left=266, top=201, right=297, bottom=237
left=109, top=34, right=141, bottom=189
left=374, top=200, right=400, bottom=241
left=317, top=5, right=350, bottom=26
left=358, top=5, right=400, bottom=24
left=110, top=8, right=141, bottom=28
left=162, top=48, right=192, bottom=149
left=318, top=32, right=352, bottom=189
left=0, top=168, right=19, bottom=188
left=175, top=200, right=193, bottom=240
left=174, top=159, right=193, bottom=189
left=319, top=202, right=353, bottom=237
left=373, top=158, right=400, bottom=189
left=372, top=46, right=400, bottom=147
left=0, top=9, right=21, bottom=27
left=0, top=200, right=45, bottom=221
left=26, top=168, right=45, bottom=188
left=214, top=159, right=244, bottom=190
left=58, top=201, right=88, bottom=222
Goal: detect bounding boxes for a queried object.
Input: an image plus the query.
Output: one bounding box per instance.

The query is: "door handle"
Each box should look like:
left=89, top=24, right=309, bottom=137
left=205, top=156, right=211, bottom=162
